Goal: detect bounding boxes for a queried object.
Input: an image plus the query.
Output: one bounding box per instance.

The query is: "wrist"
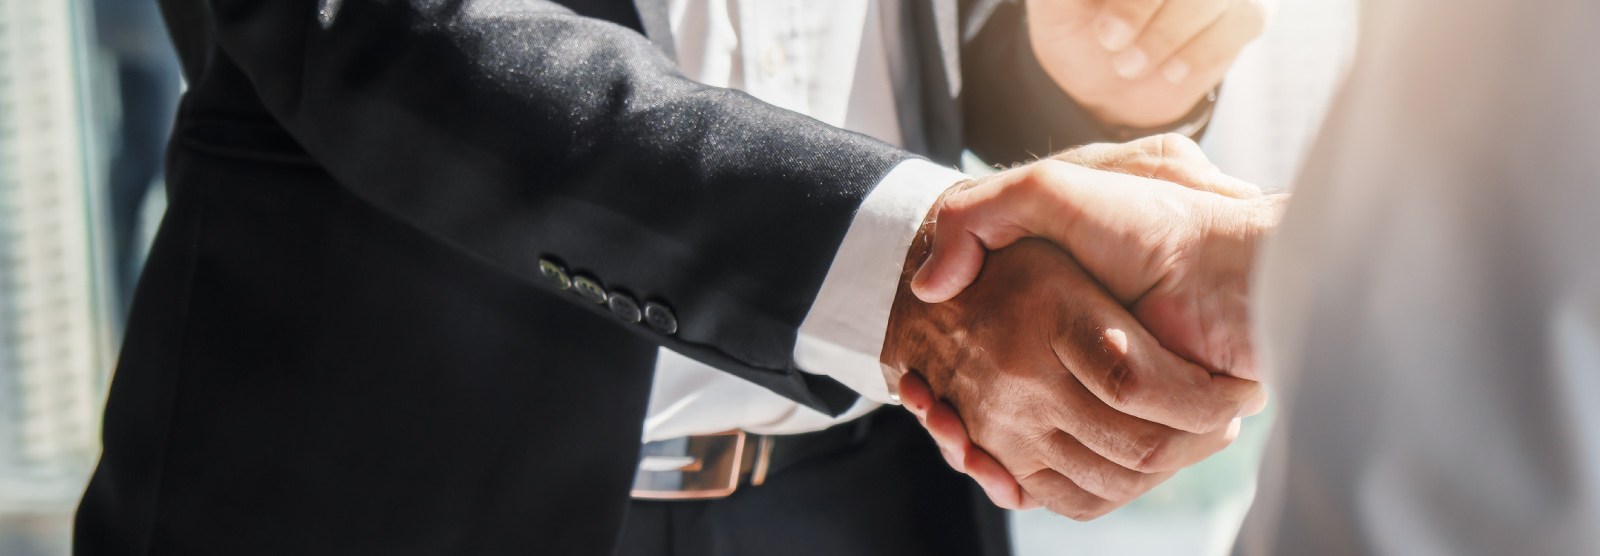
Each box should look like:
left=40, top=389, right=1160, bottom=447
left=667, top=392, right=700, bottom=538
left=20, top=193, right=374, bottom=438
left=879, top=180, right=974, bottom=393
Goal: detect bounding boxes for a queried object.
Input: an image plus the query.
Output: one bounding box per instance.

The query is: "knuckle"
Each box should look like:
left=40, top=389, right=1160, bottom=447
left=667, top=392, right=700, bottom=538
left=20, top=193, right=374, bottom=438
left=1065, top=316, right=1143, bottom=410
left=1131, top=133, right=1168, bottom=150
left=1171, top=380, right=1245, bottom=436
left=937, top=192, right=976, bottom=223
left=1131, top=430, right=1172, bottom=473
left=1103, top=355, right=1140, bottom=409
left=1156, top=132, right=1201, bottom=158
left=1100, top=469, right=1146, bottom=502
left=1060, top=498, right=1116, bottom=522
left=1089, top=497, right=1120, bottom=519
left=1152, top=133, right=1212, bottom=178
left=1048, top=500, right=1096, bottom=522
left=1125, top=135, right=1166, bottom=160
left=1201, top=393, right=1247, bottom=433
left=1183, top=406, right=1232, bottom=436
left=1027, top=158, right=1072, bottom=184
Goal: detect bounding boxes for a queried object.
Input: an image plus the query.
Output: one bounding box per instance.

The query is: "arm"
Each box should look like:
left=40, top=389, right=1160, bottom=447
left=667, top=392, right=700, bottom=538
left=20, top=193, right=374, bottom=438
left=200, top=0, right=917, bottom=414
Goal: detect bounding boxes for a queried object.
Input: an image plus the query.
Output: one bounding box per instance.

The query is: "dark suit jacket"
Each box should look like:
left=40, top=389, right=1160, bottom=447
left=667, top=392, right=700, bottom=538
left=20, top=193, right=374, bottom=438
left=77, top=0, right=1155, bottom=553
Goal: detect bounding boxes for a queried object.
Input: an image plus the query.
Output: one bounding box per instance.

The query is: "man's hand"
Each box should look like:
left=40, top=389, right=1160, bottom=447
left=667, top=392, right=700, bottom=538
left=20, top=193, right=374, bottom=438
left=912, top=134, right=1285, bottom=381
left=1027, top=0, right=1271, bottom=128
left=897, top=135, right=1281, bottom=515
left=882, top=237, right=1263, bottom=518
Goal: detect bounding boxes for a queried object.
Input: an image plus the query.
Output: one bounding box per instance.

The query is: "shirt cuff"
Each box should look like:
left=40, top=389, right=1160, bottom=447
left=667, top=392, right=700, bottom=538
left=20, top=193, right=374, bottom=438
left=793, top=158, right=969, bottom=404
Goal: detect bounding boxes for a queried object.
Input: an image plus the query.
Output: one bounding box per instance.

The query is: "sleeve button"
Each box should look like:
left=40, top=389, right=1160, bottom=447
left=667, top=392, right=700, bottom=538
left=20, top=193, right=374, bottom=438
left=643, top=302, right=678, bottom=335
left=572, top=275, right=609, bottom=304
left=607, top=292, right=642, bottom=324
left=538, top=259, right=571, bottom=290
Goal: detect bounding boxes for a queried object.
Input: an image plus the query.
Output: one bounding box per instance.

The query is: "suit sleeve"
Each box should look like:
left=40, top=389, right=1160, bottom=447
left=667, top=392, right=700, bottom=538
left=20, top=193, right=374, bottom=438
left=959, top=0, right=1212, bottom=166
left=202, top=0, right=914, bottom=414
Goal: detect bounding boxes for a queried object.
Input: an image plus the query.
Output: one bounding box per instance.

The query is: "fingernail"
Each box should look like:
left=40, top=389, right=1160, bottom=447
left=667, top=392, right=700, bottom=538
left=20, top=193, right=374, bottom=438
left=1094, top=16, right=1133, bottom=51
left=1112, top=48, right=1148, bottom=79
left=1161, top=59, right=1191, bottom=84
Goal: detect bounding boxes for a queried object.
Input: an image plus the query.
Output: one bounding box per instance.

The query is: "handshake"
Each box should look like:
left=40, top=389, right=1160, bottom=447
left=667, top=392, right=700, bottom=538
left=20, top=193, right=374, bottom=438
left=881, top=134, right=1286, bottom=518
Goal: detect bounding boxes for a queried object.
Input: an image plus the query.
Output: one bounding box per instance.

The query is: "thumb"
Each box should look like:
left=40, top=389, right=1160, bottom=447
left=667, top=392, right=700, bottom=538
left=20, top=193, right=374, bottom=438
left=909, top=169, right=1063, bottom=303
left=910, top=216, right=988, bottom=303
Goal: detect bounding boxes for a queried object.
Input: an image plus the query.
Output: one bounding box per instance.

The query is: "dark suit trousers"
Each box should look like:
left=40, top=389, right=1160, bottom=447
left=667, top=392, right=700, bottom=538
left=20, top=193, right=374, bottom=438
left=615, top=410, right=1011, bottom=556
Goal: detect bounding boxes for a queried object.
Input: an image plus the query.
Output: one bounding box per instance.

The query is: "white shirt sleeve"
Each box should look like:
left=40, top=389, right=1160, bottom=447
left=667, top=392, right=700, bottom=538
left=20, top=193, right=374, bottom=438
left=793, top=158, right=969, bottom=404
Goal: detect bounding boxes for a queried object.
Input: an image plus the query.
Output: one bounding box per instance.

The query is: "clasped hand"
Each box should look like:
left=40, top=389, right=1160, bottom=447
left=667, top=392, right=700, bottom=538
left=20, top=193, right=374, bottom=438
left=880, top=134, right=1285, bottom=517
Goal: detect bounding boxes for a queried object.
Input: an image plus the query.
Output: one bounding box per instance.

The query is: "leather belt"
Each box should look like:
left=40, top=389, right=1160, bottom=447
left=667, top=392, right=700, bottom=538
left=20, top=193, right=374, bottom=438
left=630, top=414, right=874, bottom=500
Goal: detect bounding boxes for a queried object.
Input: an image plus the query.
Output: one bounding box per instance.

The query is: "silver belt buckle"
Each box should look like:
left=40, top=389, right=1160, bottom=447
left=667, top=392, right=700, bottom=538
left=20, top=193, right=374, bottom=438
left=631, top=430, right=770, bottom=500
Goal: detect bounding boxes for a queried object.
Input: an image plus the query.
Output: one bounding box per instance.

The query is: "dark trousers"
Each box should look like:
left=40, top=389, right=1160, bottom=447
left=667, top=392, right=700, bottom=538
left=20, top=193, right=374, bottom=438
left=616, top=410, right=1011, bottom=556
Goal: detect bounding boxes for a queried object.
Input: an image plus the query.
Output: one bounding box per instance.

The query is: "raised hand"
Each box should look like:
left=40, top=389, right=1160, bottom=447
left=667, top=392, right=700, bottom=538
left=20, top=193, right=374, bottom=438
left=1027, top=0, right=1271, bottom=128
left=881, top=236, right=1265, bottom=518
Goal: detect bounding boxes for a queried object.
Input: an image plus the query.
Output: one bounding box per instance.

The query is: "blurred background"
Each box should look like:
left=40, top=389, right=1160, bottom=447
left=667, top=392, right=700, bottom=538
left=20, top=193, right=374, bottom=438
left=0, top=1, right=1354, bottom=554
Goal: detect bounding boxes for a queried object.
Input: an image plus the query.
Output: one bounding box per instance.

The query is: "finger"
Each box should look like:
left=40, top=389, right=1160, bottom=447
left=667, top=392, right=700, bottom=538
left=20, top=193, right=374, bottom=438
left=1047, top=371, right=1242, bottom=472
left=1027, top=430, right=1175, bottom=503
left=911, top=174, right=1037, bottom=303
left=926, top=399, right=1037, bottom=511
left=1156, top=0, right=1269, bottom=87
left=1092, top=0, right=1167, bottom=52
left=1054, top=135, right=1262, bottom=199
left=898, top=372, right=935, bottom=419
left=910, top=221, right=986, bottom=303
left=1016, top=469, right=1120, bottom=521
left=909, top=375, right=1034, bottom=510
left=924, top=398, right=973, bottom=473
left=1189, top=168, right=1264, bottom=199
left=1026, top=0, right=1103, bottom=35
left=1020, top=490, right=1042, bottom=511
left=1125, top=0, right=1231, bottom=82
left=1240, top=385, right=1269, bottom=417
left=1129, top=133, right=1261, bottom=198
left=1060, top=324, right=1263, bottom=434
left=962, top=441, right=1032, bottom=510
left=1054, top=133, right=1215, bottom=172
left=1049, top=274, right=1265, bottom=434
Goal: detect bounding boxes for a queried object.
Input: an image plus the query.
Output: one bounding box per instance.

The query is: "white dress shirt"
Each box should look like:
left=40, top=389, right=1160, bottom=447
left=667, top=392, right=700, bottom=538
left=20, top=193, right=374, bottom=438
left=1237, top=0, right=1600, bottom=553
left=644, top=0, right=967, bottom=441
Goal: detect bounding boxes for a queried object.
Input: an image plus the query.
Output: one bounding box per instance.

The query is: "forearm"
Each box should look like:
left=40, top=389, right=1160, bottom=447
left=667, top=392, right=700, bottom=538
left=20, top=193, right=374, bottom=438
left=202, top=0, right=913, bottom=410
